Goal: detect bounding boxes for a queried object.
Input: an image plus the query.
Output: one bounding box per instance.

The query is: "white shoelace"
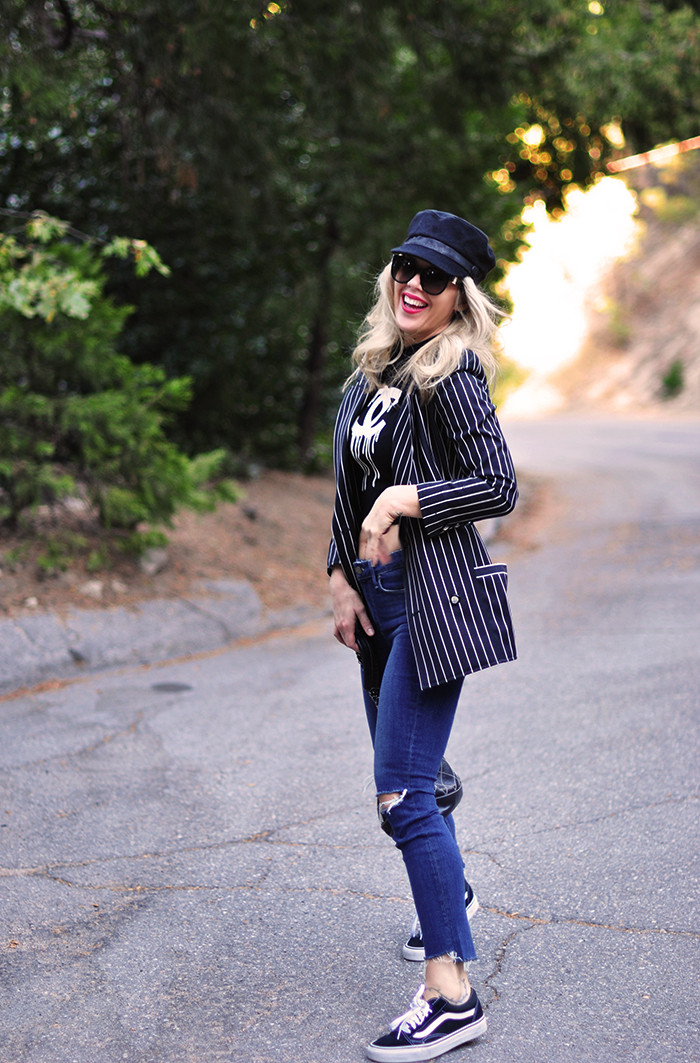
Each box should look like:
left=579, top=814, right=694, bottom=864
left=391, top=985, right=432, bottom=1035
left=409, top=912, right=421, bottom=938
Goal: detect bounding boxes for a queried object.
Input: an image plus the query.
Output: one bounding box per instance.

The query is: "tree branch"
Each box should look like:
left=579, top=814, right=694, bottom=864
left=54, top=0, right=75, bottom=51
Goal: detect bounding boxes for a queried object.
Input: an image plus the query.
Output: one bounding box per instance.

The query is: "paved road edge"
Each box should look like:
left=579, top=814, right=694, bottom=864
left=0, top=578, right=329, bottom=695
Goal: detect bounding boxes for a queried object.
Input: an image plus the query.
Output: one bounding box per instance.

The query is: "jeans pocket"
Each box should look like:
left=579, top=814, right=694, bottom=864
left=376, top=568, right=405, bottom=593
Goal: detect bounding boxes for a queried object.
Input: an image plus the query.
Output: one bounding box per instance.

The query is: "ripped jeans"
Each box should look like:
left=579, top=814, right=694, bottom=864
left=353, top=552, right=477, bottom=963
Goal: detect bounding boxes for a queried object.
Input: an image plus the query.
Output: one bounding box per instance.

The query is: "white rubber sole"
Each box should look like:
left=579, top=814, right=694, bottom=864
left=365, top=1015, right=488, bottom=1061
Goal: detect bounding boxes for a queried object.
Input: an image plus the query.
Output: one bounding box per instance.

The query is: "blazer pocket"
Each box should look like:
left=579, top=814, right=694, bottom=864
left=473, top=562, right=508, bottom=589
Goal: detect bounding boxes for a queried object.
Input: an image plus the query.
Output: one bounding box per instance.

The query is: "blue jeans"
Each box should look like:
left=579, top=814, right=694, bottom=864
left=353, top=552, right=477, bottom=963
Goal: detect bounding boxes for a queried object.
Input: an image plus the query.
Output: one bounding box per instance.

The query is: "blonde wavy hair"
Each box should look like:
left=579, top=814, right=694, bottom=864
left=347, top=263, right=506, bottom=399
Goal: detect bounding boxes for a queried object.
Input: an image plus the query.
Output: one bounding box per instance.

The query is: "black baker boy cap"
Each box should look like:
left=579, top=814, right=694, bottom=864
left=392, top=209, right=496, bottom=285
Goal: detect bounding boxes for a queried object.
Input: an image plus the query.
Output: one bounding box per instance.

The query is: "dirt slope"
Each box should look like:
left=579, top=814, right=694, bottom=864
left=0, top=471, right=337, bottom=618
left=555, top=156, right=700, bottom=413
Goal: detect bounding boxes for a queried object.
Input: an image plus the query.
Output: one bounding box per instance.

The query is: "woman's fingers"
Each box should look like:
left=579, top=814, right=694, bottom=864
left=334, top=615, right=359, bottom=650
left=329, top=567, right=373, bottom=649
left=355, top=604, right=374, bottom=637
left=361, top=509, right=398, bottom=546
left=366, top=539, right=393, bottom=568
left=335, top=602, right=373, bottom=649
left=358, top=523, right=396, bottom=568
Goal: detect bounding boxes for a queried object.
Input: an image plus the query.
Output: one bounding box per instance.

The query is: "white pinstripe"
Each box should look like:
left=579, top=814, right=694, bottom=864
left=329, top=350, right=518, bottom=690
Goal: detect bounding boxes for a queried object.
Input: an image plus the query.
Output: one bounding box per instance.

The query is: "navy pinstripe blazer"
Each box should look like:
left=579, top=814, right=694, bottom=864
left=328, top=349, right=518, bottom=690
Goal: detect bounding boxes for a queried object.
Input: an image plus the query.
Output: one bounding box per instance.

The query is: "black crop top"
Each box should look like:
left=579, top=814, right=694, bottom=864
left=350, top=385, right=404, bottom=517
left=349, top=342, right=427, bottom=518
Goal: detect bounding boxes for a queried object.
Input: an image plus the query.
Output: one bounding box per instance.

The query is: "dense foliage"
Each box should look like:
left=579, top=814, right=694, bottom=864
left=2, top=1, right=700, bottom=466
left=0, top=211, right=236, bottom=532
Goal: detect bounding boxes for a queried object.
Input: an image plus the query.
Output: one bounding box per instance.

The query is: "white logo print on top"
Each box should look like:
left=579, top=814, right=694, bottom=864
left=350, top=386, right=402, bottom=487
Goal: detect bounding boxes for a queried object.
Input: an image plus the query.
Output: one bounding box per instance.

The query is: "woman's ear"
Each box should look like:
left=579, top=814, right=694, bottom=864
left=458, top=278, right=474, bottom=313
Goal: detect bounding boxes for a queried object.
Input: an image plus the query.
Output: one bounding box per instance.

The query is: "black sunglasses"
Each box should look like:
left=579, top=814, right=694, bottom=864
left=390, top=253, right=458, bottom=296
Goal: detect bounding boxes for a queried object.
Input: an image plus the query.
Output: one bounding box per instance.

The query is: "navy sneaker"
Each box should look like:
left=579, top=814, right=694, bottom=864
left=402, top=881, right=478, bottom=962
left=366, top=983, right=487, bottom=1061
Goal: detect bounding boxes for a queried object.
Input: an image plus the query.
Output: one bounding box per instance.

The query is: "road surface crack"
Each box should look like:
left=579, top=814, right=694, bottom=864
left=526, top=792, right=698, bottom=837
left=481, top=904, right=698, bottom=939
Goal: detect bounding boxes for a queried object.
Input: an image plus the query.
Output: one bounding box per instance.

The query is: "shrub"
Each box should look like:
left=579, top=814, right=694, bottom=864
left=661, top=359, right=684, bottom=399
left=0, top=211, right=238, bottom=530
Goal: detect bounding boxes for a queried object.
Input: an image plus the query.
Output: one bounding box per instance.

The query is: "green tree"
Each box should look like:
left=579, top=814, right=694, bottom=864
left=3, top=1, right=700, bottom=466
left=0, top=210, right=235, bottom=531
left=494, top=0, right=700, bottom=210
left=0, top=1, right=530, bottom=464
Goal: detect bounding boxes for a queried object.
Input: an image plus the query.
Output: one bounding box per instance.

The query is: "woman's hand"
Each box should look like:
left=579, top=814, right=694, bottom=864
left=329, top=566, right=373, bottom=651
left=359, top=485, right=422, bottom=566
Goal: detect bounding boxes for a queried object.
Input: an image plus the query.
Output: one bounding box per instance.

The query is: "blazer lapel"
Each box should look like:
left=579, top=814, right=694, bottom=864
left=332, top=383, right=367, bottom=583
left=391, top=392, right=418, bottom=486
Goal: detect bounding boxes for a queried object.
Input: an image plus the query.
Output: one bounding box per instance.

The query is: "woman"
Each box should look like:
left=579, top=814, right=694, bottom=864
left=328, top=209, right=517, bottom=1061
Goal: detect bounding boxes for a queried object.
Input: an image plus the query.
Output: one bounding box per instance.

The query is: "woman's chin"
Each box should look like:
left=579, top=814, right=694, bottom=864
left=396, top=316, right=428, bottom=341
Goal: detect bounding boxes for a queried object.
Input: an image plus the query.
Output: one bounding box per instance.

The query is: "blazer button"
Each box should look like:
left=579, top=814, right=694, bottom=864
left=450, top=594, right=460, bottom=605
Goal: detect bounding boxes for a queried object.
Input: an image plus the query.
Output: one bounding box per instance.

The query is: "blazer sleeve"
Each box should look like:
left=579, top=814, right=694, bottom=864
left=416, top=362, right=517, bottom=535
left=327, top=537, right=341, bottom=573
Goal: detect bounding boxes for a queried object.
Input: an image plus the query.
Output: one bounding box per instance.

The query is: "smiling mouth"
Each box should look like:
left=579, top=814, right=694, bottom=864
left=401, top=293, right=428, bottom=312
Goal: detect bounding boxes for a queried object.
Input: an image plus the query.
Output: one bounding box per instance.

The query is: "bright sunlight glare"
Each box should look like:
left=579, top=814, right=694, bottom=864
left=499, top=177, right=639, bottom=414
left=522, top=124, right=545, bottom=147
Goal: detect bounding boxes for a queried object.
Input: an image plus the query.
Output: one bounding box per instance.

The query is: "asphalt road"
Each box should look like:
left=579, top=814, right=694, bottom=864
left=1, top=415, right=698, bottom=1063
